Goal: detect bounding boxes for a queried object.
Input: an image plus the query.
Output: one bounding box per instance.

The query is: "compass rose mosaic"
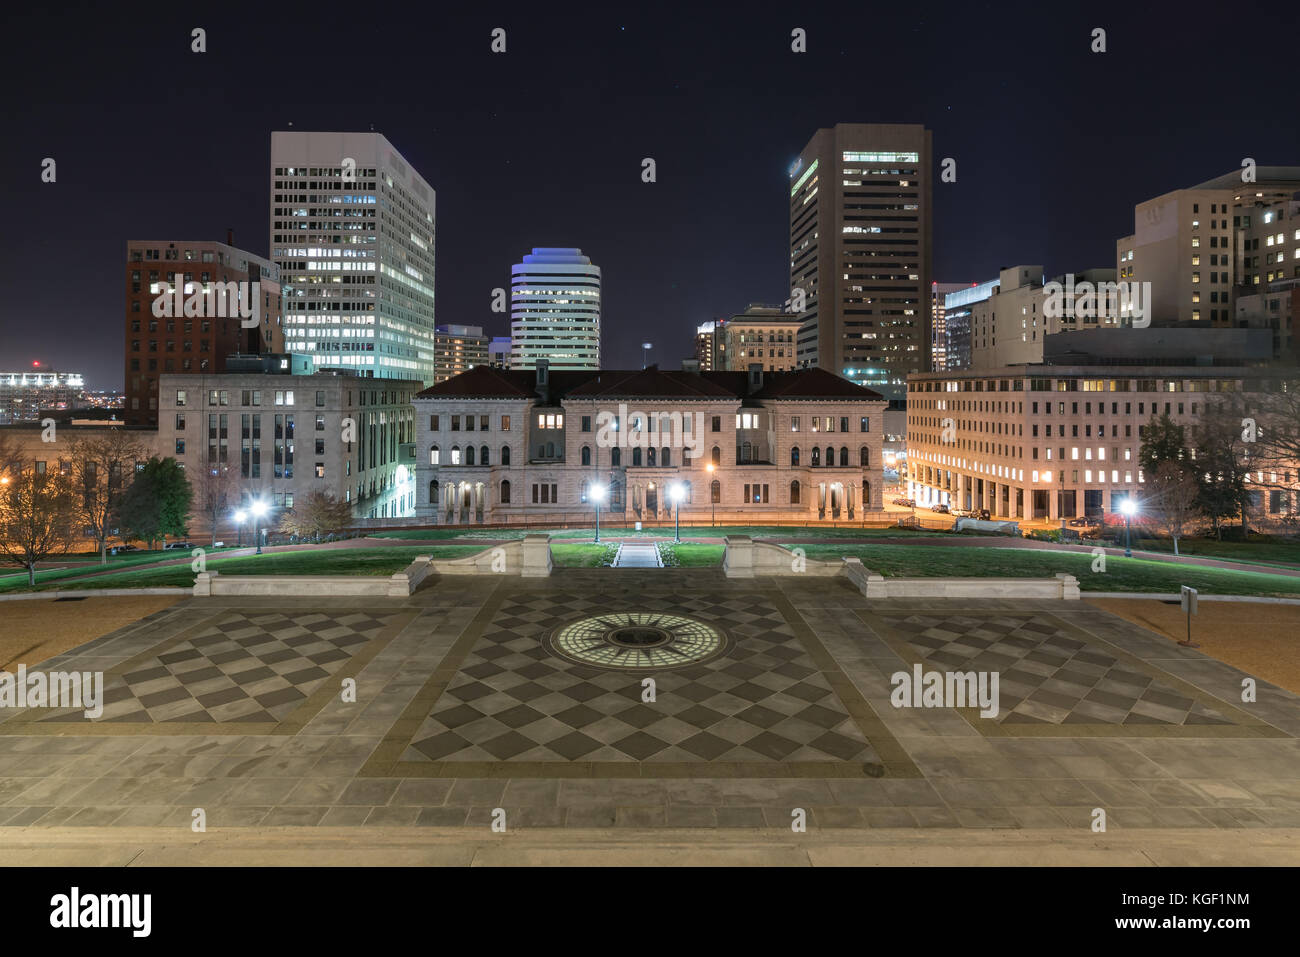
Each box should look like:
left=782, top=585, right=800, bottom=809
left=544, top=612, right=730, bottom=671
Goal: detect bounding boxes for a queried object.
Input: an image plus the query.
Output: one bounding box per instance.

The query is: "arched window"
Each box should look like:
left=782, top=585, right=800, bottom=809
left=859, top=446, right=869, bottom=467
left=710, top=479, right=721, bottom=503
left=500, top=480, right=511, bottom=503
left=648, top=447, right=657, bottom=467
left=811, top=447, right=821, bottom=466
left=501, top=445, right=510, bottom=466
left=791, top=446, right=800, bottom=466
left=839, top=446, right=848, bottom=467
left=711, top=445, right=720, bottom=465
left=741, top=441, right=751, bottom=462
left=466, top=446, right=475, bottom=466
left=661, top=447, right=671, bottom=467
left=429, top=445, right=440, bottom=465
left=581, top=445, right=591, bottom=466
left=481, top=445, right=490, bottom=466
left=825, top=446, right=834, bottom=467
left=862, top=478, right=870, bottom=508
left=429, top=479, right=439, bottom=504
left=451, top=446, right=461, bottom=465
left=612, top=447, right=621, bottom=467
left=633, top=447, right=642, bottom=467
left=790, top=479, right=800, bottom=504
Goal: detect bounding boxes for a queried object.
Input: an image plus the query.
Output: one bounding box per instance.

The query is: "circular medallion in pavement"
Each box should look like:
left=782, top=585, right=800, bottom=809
left=545, top=612, right=730, bottom=671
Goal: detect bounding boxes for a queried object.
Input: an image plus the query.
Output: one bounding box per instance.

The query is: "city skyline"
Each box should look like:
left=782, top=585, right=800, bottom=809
left=5, top=3, right=1299, bottom=390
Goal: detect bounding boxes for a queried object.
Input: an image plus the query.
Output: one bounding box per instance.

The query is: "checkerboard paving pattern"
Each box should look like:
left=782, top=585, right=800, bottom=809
left=30, top=611, right=396, bottom=725
left=880, top=613, right=1236, bottom=727
left=405, top=590, right=877, bottom=764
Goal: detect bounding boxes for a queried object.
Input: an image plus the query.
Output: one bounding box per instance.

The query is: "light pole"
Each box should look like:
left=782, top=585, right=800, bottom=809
left=234, top=509, right=246, bottom=548
left=251, top=500, right=268, bottom=555
left=669, top=482, right=684, bottom=543
left=591, top=483, right=606, bottom=543
left=1120, top=497, right=1137, bottom=558
left=706, top=462, right=715, bottom=526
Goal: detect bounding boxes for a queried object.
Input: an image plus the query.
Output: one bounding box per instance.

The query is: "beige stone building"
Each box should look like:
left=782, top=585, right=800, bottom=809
left=904, top=329, right=1291, bottom=522
left=716, top=305, right=800, bottom=372
left=414, top=362, right=887, bottom=525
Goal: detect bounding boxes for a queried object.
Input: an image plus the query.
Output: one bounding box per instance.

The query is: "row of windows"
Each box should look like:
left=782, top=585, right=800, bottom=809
left=429, top=477, right=874, bottom=508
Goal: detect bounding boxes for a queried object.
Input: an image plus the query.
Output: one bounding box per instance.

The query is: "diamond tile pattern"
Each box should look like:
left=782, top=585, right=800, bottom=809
left=881, top=613, right=1234, bottom=727
left=406, top=591, right=875, bottom=764
left=33, top=611, right=395, bottom=725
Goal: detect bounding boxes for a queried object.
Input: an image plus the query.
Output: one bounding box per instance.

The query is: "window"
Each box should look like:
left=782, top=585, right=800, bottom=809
left=175, top=439, right=185, bottom=455
left=466, top=446, right=476, bottom=466
left=176, top=389, right=187, bottom=407
left=811, top=447, right=821, bottom=466
left=648, top=448, right=657, bottom=467
left=581, top=445, right=591, bottom=466
left=430, top=445, right=440, bottom=465
left=480, top=415, right=489, bottom=431
left=500, top=445, right=510, bottom=466
left=633, top=447, right=642, bottom=467
left=860, top=416, right=869, bottom=432
left=790, top=480, right=800, bottom=504
left=430, top=415, right=440, bottom=431
left=662, top=448, right=671, bottom=467
left=859, top=446, right=869, bottom=467
left=581, top=416, right=592, bottom=432
left=501, top=415, right=510, bottom=431
left=451, top=415, right=460, bottom=431
left=480, top=445, right=489, bottom=466
left=314, top=463, right=325, bottom=478
left=711, top=416, right=721, bottom=432
left=175, top=413, right=186, bottom=430
left=839, top=447, right=848, bottom=467
left=315, top=415, right=325, bottom=431
left=711, top=446, right=720, bottom=465
left=501, top=480, right=510, bottom=503
left=315, top=439, right=325, bottom=455
left=711, top=480, right=720, bottom=503
left=429, top=480, right=439, bottom=504
left=451, top=447, right=461, bottom=465
left=315, top=391, right=325, bottom=407
left=825, top=446, right=834, bottom=467
left=791, top=416, right=799, bottom=432
left=840, top=417, right=849, bottom=433
left=611, top=448, right=621, bottom=467
left=791, top=445, right=801, bottom=466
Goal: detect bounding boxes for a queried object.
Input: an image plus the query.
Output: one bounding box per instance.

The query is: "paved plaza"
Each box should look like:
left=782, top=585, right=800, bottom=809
left=1, top=569, right=1299, bottom=853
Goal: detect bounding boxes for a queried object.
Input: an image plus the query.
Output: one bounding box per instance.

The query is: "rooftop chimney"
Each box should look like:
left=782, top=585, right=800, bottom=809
left=535, top=358, right=550, bottom=403
left=227, top=228, right=234, bottom=247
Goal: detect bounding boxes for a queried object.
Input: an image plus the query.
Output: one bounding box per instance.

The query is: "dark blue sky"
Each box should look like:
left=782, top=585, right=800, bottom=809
left=3, top=0, right=1297, bottom=389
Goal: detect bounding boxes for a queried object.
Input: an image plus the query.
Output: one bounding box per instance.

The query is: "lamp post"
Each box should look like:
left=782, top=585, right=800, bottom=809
left=251, top=500, right=268, bottom=555
left=706, top=462, right=715, bottom=526
left=234, top=509, right=246, bottom=548
left=669, top=482, right=684, bottom=543
left=1120, top=497, right=1137, bottom=558
left=591, top=483, right=606, bottom=543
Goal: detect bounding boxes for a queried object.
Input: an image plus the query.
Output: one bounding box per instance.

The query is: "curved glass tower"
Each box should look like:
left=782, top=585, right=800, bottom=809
left=509, top=247, right=601, bottom=370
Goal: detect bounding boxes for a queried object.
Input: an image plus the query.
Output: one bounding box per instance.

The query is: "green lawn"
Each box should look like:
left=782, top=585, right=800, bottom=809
left=797, top=544, right=1300, bottom=597
left=657, top=543, right=725, bottom=567
left=551, top=543, right=619, bottom=567
left=0, top=546, right=244, bottom=594
left=13, top=546, right=483, bottom=592
left=373, top=524, right=944, bottom=543
left=1121, top=535, right=1300, bottom=569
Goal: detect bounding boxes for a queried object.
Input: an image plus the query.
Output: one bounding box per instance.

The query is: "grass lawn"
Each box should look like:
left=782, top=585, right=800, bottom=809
left=657, top=543, right=725, bottom=567
left=551, top=543, right=619, bottom=567
left=0, top=547, right=243, bottom=594
left=13, top=546, right=484, bottom=592
left=373, top=524, right=944, bottom=543
left=1122, top=535, right=1300, bottom=569
left=797, top=544, right=1300, bottom=597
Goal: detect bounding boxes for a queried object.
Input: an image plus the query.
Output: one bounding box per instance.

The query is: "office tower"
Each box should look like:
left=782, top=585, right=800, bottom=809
left=270, top=131, right=437, bottom=383
left=124, top=237, right=284, bottom=425
left=433, top=325, right=490, bottom=383
left=930, top=282, right=967, bottom=371
left=694, top=321, right=718, bottom=371
left=488, top=337, right=513, bottom=368
left=1115, top=167, right=1300, bottom=327
left=788, top=123, right=933, bottom=400
left=0, top=367, right=85, bottom=424
left=508, top=248, right=601, bottom=370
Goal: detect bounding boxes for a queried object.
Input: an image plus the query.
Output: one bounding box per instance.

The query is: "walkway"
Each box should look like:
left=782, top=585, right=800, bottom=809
left=613, top=543, right=661, bottom=567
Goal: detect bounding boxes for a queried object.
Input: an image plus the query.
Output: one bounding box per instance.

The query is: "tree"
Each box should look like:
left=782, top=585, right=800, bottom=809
left=0, top=432, right=23, bottom=480
left=0, top=466, right=77, bottom=586
left=1192, top=403, right=1251, bottom=540
left=1145, top=461, right=1200, bottom=556
left=68, top=430, right=146, bottom=564
left=1237, top=380, right=1300, bottom=525
left=114, top=457, right=193, bottom=549
left=1139, top=412, right=1189, bottom=474
left=277, top=490, right=353, bottom=542
left=194, top=463, right=239, bottom=547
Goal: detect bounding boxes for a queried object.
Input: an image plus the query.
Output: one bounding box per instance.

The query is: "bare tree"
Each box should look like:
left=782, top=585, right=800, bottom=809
left=0, top=465, right=77, bottom=586
left=68, top=430, right=146, bottom=564
left=277, top=490, right=354, bottom=542
left=1145, top=461, right=1201, bottom=556
left=1240, top=383, right=1300, bottom=526
left=194, top=463, right=239, bottom=547
left=0, top=431, right=23, bottom=479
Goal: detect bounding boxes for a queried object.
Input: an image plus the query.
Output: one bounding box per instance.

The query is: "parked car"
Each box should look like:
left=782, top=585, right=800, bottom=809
left=109, top=544, right=139, bottom=556
left=930, top=503, right=950, bottom=514
left=163, top=541, right=194, bottom=550
left=977, top=509, right=991, bottom=521
left=951, top=508, right=972, bottom=518
left=1068, top=516, right=1099, bottom=528
left=893, top=496, right=916, bottom=507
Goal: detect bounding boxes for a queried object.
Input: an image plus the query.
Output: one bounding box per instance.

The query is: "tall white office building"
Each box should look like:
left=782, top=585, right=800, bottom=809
left=270, top=131, right=437, bottom=383
left=508, top=247, right=601, bottom=370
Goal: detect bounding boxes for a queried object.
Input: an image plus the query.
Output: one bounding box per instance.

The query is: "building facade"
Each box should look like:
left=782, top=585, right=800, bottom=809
left=789, top=123, right=933, bottom=399
left=433, top=325, right=489, bottom=383
left=0, top=368, right=86, bottom=424
left=125, top=238, right=284, bottom=425
left=270, top=131, right=437, bottom=383
left=509, top=248, right=601, bottom=371
left=158, top=363, right=421, bottom=527
left=929, top=282, right=967, bottom=372
left=715, top=305, right=800, bottom=372
left=905, top=329, right=1292, bottom=522
left=413, top=363, right=887, bottom=525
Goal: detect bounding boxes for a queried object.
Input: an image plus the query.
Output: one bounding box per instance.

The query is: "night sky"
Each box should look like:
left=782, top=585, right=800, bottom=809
left=4, top=0, right=1297, bottom=390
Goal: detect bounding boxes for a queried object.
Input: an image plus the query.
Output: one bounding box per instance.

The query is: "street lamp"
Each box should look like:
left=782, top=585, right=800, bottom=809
left=250, top=500, right=269, bottom=555
left=590, top=483, right=606, bottom=543
left=1120, top=497, right=1137, bottom=558
left=706, top=462, right=715, bottom=526
left=233, top=509, right=247, bottom=548
left=669, top=482, right=685, bottom=543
